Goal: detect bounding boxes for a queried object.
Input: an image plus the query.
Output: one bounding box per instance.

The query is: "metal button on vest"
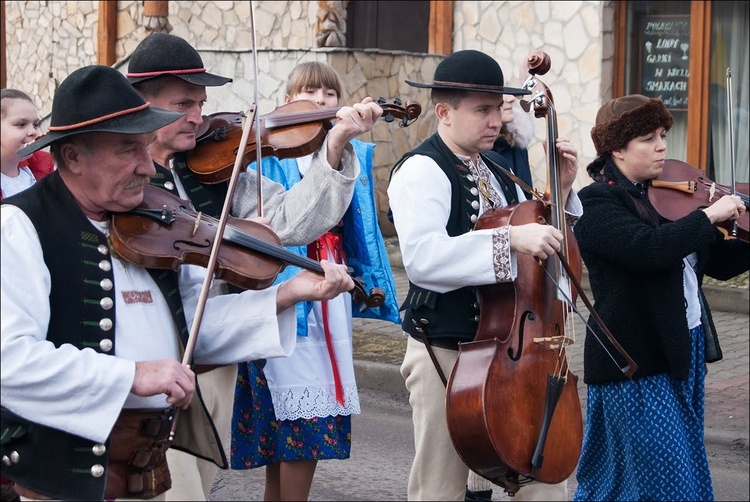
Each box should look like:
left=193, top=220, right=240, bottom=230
left=470, top=187, right=478, bottom=196
left=98, top=260, right=112, bottom=272
left=91, top=464, right=105, bottom=477
left=474, top=315, right=480, bottom=322
left=473, top=302, right=479, bottom=310
left=99, top=338, right=113, bottom=352
left=1, top=456, right=10, bottom=466
left=100, top=297, right=114, bottom=310
left=467, top=174, right=475, bottom=182
left=100, top=278, right=113, bottom=291
left=470, top=214, right=478, bottom=223
left=99, top=318, right=113, bottom=331
left=471, top=200, right=480, bottom=210
left=164, top=181, right=175, bottom=191
left=97, top=244, right=109, bottom=255
left=9, top=451, right=19, bottom=464
left=92, top=444, right=106, bottom=456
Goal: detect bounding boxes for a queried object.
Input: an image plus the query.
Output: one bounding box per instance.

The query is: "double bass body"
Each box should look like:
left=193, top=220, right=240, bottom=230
left=445, top=195, right=583, bottom=492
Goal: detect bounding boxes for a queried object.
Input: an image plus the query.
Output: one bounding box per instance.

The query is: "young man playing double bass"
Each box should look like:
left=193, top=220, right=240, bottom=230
left=126, top=32, right=383, bottom=501
left=387, top=50, right=581, bottom=501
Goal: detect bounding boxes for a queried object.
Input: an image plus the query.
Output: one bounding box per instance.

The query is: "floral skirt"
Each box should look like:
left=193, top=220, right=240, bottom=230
left=573, top=325, right=713, bottom=501
left=230, top=361, right=351, bottom=469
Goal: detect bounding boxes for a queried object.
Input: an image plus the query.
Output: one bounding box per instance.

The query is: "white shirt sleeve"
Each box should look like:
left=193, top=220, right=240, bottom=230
left=387, top=154, right=501, bottom=293
left=1, top=205, right=135, bottom=443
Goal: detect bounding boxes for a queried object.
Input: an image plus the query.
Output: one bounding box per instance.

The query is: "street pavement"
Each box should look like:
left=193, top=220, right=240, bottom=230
left=352, top=243, right=750, bottom=450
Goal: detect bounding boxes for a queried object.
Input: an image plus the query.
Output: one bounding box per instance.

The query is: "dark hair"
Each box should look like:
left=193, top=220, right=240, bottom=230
left=132, top=75, right=182, bottom=99
left=431, top=88, right=469, bottom=109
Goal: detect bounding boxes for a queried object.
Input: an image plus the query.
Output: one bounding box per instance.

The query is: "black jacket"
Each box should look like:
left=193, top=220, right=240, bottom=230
left=574, top=159, right=749, bottom=384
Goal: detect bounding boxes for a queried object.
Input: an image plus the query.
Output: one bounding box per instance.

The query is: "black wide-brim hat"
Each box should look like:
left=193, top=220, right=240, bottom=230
left=17, top=65, right=184, bottom=157
left=126, top=32, right=232, bottom=87
left=406, top=50, right=530, bottom=96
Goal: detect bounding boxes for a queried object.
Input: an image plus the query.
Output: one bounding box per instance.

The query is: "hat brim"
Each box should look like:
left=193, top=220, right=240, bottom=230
left=127, top=71, right=232, bottom=87
left=405, top=80, right=531, bottom=96
left=17, top=106, right=184, bottom=157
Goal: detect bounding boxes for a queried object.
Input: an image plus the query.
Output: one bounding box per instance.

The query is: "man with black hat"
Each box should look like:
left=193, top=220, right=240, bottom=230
left=387, top=50, right=581, bottom=501
left=125, top=32, right=382, bottom=500
left=0, top=64, right=354, bottom=501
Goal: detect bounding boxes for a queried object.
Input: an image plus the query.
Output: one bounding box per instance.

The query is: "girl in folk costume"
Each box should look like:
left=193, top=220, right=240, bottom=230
left=230, top=61, right=400, bottom=501
left=573, top=94, right=748, bottom=501
left=1, top=89, right=53, bottom=200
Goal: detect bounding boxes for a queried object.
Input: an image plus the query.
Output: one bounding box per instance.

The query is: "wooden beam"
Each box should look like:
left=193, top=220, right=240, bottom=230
left=612, top=0, right=628, bottom=98
left=97, top=0, right=117, bottom=66
left=143, top=1, right=169, bottom=18
left=429, top=0, right=452, bottom=55
left=686, top=0, right=711, bottom=168
left=1, top=0, right=7, bottom=88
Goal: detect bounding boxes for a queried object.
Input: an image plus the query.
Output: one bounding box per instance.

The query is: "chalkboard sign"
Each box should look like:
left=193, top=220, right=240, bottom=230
left=640, top=15, right=691, bottom=110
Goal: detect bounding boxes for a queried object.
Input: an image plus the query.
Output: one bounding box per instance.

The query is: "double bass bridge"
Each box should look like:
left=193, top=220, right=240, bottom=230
left=533, top=335, right=574, bottom=350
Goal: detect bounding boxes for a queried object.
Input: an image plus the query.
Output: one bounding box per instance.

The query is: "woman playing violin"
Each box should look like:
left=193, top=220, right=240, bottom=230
left=573, top=94, right=749, bottom=501
left=229, top=61, right=401, bottom=501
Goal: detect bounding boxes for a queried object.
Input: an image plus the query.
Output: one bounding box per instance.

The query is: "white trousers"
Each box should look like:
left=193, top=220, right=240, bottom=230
left=400, top=335, right=568, bottom=501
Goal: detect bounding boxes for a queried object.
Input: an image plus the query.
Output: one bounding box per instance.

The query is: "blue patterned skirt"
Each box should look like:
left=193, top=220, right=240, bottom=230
left=574, top=325, right=713, bottom=501
left=230, top=361, right=352, bottom=469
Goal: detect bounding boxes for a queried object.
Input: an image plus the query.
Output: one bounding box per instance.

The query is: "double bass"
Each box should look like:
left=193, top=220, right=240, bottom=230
left=445, top=51, right=628, bottom=495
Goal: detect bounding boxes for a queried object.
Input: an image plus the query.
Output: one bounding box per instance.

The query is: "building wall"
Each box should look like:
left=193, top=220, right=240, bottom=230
left=3, top=1, right=613, bottom=233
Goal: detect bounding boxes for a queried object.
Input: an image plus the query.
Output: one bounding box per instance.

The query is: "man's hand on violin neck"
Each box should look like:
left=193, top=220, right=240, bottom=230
left=276, top=260, right=354, bottom=312
left=132, top=359, right=196, bottom=409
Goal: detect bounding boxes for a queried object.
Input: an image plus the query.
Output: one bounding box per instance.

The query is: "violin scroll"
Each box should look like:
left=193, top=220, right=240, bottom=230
left=376, top=97, right=422, bottom=127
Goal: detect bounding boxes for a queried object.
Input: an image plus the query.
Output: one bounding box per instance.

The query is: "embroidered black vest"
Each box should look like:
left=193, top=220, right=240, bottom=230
left=390, top=133, right=524, bottom=350
left=0, top=172, right=225, bottom=500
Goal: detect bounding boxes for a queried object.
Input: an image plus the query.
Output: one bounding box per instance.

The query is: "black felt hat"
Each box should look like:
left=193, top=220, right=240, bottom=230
left=126, top=32, right=232, bottom=86
left=17, top=65, right=184, bottom=157
left=406, top=50, right=530, bottom=96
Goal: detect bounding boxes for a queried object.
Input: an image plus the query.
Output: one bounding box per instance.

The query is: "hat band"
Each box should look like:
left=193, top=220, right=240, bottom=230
left=47, top=102, right=152, bottom=132
left=125, top=67, right=207, bottom=78
left=433, top=80, right=506, bottom=91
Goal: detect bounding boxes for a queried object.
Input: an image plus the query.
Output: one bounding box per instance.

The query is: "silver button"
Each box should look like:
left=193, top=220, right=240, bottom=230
left=474, top=315, right=480, bottom=322
left=91, top=464, right=105, bottom=477
left=100, top=297, right=114, bottom=310
left=100, top=278, right=113, bottom=291
left=473, top=302, right=479, bottom=309
left=97, top=244, right=109, bottom=255
left=98, top=260, right=112, bottom=272
left=470, top=214, right=478, bottom=223
left=164, top=181, right=175, bottom=191
left=2, top=456, right=10, bottom=466
left=467, top=174, right=475, bottom=182
left=92, top=444, right=106, bottom=456
left=9, top=451, right=19, bottom=464
left=99, top=338, right=113, bottom=352
left=470, top=187, right=478, bottom=196
left=471, top=200, right=480, bottom=210
left=99, top=318, right=113, bottom=331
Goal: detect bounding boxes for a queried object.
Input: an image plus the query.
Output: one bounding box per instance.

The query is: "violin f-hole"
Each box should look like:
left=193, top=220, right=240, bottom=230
left=509, top=311, right=534, bottom=361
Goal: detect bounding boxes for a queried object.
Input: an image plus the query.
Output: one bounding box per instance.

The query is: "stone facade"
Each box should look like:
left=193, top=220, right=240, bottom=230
left=3, top=1, right=613, bottom=235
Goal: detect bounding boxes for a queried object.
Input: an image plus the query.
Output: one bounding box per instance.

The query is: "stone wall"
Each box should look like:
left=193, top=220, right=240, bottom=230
left=3, top=1, right=614, bottom=233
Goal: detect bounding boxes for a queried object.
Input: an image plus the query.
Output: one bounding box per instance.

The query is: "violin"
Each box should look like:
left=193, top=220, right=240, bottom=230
left=109, top=185, right=385, bottom=309
left=185, top=98, right=422, bottom=184
left=649, top=159, right=749, bottom=242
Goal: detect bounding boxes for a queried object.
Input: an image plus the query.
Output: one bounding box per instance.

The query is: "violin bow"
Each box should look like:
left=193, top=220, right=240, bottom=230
left=250, top=2, right=265, bottom=217
left=169, top=0, right=263, bottom=440
left=726, top=68, right=738, bottom=237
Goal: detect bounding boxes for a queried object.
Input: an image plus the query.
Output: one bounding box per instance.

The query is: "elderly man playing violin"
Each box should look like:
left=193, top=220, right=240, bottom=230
left=0, top=65, right=354, bottom=501
left=125, top=32, right=383, bottom=501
